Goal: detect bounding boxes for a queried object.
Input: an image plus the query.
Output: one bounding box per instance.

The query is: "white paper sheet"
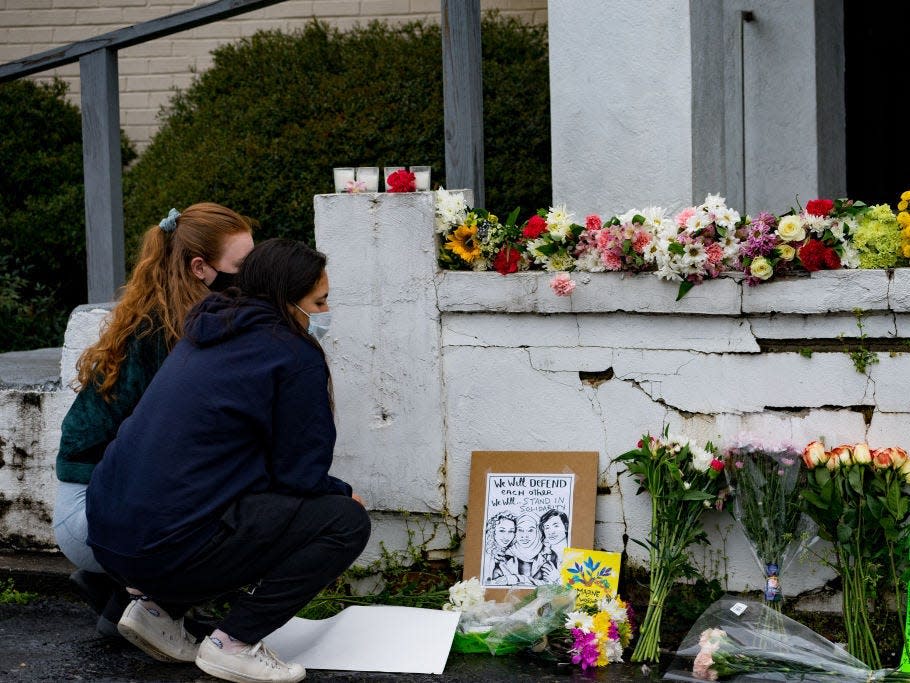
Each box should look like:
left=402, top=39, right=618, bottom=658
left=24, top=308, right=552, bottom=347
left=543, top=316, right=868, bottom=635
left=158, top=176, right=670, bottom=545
left=263, top=605, right=461, bottom=674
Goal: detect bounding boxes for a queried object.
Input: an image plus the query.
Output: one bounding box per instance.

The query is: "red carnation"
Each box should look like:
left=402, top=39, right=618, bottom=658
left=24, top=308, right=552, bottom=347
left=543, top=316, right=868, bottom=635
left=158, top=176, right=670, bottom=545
left=805, top=198, right=834, bottom=217
left=823, top=246, right=841, bottom=269
left=386, top=169, right=416, bottom=192
left=710, top=458, right=725, bottom=472
left=493, top=246, right=521, bottom=275
left=522, top=215, right=547, bottom=239
left=797, top=239, right=826, bottom=272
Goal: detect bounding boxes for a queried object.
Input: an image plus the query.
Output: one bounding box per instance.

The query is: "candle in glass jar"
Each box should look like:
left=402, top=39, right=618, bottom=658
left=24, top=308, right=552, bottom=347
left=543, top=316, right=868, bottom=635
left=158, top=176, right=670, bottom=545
left=333, top=167, right=355, bottom=193
left=410, top=165, right=431, bottom=191
left=356, top=166, right=379, bottom=192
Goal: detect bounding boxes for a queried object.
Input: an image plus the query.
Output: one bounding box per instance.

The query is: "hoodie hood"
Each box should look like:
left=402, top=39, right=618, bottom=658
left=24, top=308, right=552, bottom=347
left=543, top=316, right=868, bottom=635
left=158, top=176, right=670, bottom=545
left=184, top=293, right=287, bottom=348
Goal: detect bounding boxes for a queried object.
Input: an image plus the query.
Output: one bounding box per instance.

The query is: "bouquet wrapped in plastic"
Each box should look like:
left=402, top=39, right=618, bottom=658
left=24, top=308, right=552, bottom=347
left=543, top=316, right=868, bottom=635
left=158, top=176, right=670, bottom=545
left=664, top=597, right=910, bottom=681
left=444, top=579, right=577, bottom=655
left=723, top=440, right=813, bottom=611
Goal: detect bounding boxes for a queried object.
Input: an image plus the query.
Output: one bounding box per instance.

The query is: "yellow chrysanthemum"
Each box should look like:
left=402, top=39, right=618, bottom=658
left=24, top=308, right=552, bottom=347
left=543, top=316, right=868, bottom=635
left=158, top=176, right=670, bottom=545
left=901, top=190, right=910, bottom=202
left=902, top=225, right=910, bottom=238
left=904, top=244, right=910, bottom=259
left=898, top=211, right=910, bottom=227
left=444, top=223, right=482, bottom=263
left=899, top=200, right=909, bottom=212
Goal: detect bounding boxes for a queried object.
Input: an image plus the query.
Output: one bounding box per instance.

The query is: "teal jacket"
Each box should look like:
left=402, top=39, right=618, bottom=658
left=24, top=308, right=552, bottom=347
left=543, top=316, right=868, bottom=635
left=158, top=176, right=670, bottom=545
left=56, top=326, right=169, bottom=485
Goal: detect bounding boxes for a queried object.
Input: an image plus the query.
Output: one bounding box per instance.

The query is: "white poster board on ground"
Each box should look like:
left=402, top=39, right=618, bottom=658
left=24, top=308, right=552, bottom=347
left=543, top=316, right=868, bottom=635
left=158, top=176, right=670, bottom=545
left=263, top=605, right=460, bottom=674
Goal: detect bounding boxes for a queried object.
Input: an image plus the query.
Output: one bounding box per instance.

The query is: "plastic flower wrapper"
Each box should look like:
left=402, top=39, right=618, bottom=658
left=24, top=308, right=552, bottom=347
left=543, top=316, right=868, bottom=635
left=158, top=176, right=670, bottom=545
left=664, top=596, right=910, bottom=681
left=723, top=439, right=814, bottom=613
left=445, top=580, right=576, bottom=656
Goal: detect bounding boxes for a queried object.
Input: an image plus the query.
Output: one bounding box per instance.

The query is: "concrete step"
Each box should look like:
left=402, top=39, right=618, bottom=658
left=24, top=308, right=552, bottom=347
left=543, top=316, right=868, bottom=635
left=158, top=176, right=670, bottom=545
left=0, top=550, right=77, bottom=597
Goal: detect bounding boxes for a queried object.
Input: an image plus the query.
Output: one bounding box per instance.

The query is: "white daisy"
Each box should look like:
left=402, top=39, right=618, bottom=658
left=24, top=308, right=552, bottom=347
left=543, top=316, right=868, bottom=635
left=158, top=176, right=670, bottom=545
left=565, top=610, right=595, bottom=632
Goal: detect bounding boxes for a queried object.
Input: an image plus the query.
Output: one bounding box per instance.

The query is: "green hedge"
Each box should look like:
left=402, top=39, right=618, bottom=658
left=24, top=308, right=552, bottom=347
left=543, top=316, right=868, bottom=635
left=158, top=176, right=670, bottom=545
left=0, top=79, right=135, bottom=351
left=124, top=15, right=551, bottom=252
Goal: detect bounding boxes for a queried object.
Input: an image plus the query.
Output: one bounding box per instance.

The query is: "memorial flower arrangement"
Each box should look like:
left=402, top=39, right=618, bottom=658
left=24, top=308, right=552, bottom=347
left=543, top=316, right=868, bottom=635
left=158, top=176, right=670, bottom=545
left=723, top=440, right=809, bottom=611
left=435, top=187, right=524, bottom=274
left=444, top=580, right=577, bottom=656
left=559, top=595, right=634, bottom=670
left=898, top=190, right=910, bottom=258
left=442, top=577, right=634, bottom=670
left=433, top=191, right=910, bottom=297
left=800, top=441, right=910, bottom=668
left=615, top=429, right=729, bottom=662
left=658, top=195, right=743, bottom=299
left=522, top=205, right=585, bottom=272
left=853, top=203, right=903, bottom=269
left=573, top=208, right=668, bottom=274
left=665, top=597, right=910, bottom=682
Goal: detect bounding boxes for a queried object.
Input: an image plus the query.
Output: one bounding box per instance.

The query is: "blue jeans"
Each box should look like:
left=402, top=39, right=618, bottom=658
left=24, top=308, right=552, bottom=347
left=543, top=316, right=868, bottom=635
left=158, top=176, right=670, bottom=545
left=53, top=481, right=104, bottom=573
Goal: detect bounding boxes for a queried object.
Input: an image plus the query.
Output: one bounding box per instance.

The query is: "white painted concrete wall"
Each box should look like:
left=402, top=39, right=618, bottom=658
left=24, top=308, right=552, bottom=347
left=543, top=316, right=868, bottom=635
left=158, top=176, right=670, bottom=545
left=314, top=192, right=910, bottom=601
left=548, top=0, right=694, bottom=217
left=7, top=193, right=910, bottom=606
left=549, top=0, right=840, bottom=217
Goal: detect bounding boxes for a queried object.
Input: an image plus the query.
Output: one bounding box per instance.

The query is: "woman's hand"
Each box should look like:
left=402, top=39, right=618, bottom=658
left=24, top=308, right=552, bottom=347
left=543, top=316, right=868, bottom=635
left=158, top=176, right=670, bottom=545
left=539, top=563, right=560, bottom=583
left=352, top=493, right=366, bottom=507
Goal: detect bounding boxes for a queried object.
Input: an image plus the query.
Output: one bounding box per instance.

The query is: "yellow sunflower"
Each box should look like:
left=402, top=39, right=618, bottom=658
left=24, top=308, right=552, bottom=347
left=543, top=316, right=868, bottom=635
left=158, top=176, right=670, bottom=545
left=445, top=223, right=482, bottom=263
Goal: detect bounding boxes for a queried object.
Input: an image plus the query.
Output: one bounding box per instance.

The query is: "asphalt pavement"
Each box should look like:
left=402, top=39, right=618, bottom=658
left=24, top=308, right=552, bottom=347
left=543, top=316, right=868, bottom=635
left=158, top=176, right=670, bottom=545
left=0, top=553, right=669, bottom=682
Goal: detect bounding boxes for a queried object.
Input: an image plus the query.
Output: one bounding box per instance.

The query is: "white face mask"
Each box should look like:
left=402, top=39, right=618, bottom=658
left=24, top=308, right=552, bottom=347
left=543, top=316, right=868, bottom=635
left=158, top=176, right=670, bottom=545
left=295, top=304, right=332, bottom=341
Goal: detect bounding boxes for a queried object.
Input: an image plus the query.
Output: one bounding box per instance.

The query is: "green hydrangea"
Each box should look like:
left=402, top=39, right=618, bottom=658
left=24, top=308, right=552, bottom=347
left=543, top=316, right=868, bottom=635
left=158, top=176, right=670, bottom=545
left=853, top=204, right=901, bottom=269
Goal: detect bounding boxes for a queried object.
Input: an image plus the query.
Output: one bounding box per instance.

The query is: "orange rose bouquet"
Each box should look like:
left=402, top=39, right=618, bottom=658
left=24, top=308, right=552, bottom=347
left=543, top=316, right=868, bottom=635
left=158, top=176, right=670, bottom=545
left=800, top=441, right=910, bottom=668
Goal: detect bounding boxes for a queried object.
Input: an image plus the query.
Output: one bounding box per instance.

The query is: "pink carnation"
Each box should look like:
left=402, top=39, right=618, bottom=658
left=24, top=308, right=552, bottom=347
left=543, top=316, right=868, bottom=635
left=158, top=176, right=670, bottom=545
left=585, top=214, right=603, bottom=231
left=631, top=230, right=652, bottom=254
left=601, top=250, right=623, bottom=271
left=675, top=206, right=696, bottom=227
left=705, top=242, right=725, bottom=264
left=550, top=273, right=576, bottom=296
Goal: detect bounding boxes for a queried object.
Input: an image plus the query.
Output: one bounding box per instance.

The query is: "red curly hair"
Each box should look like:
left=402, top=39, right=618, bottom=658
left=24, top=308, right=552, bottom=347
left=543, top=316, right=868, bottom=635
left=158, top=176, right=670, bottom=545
left=75, top=202, right=254, bottom=398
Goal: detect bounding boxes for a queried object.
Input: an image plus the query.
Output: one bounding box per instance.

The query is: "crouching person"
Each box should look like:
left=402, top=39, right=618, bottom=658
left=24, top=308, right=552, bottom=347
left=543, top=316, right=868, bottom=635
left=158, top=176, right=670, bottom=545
left=86, top=239, right=370, bottom=683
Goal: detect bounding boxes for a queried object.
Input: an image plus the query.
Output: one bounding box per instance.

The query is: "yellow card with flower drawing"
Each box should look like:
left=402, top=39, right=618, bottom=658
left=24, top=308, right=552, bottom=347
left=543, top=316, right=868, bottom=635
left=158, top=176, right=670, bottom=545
left=560, top=548, right=621, bottom=610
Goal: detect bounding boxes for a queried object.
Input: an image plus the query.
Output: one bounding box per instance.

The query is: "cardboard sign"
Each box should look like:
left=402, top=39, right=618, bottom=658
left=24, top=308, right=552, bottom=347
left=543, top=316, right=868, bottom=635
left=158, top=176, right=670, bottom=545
left=463, top=451, right=599, bottom=601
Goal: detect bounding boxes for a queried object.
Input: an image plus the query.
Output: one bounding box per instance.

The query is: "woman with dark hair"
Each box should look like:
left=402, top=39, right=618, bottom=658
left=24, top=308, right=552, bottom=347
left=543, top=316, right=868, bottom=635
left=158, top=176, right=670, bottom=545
left=86, top=238, right=370, bottom=683
left=539, top=509, right=570, bottom=579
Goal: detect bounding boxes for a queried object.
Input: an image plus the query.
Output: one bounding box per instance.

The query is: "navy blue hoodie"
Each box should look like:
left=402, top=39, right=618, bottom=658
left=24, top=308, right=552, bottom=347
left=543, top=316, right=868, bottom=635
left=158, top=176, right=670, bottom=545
left=86, top=293, right=351, bottom=578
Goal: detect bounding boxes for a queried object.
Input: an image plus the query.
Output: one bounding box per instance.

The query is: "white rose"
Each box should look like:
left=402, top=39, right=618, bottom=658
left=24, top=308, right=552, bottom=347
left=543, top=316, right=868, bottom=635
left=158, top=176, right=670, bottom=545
left=749, top=256, right=774, bottom=281
left=776, top=244, right=796, bottom=261
left=776, top=215, right=806, bottom=242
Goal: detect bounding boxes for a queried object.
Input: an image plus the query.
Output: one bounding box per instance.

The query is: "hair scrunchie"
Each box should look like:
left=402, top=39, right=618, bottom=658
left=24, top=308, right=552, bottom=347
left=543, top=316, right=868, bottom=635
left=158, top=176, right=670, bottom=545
left=159, top=208, right=181, bottom=233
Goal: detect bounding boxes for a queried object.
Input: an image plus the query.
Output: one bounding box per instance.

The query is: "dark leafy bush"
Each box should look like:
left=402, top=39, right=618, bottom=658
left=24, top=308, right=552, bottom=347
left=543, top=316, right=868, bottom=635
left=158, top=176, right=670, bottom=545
left=0, top=78, right=136, bottom=351
left=124, top=15, right=551, bottom=251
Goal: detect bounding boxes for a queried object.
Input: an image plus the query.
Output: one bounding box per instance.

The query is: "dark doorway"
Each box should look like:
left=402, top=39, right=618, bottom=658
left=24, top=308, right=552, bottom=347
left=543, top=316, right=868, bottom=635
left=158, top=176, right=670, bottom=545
left=844, top=1, right=910, bottom=206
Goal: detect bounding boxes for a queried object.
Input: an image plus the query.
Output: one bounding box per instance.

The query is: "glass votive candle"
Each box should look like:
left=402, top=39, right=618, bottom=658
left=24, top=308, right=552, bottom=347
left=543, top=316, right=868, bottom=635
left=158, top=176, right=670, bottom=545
left=333, top=167, right=355, bottom=193
left=410, top=165, right=431, bottom=191
left=383, top=166, right=404, bottom=191
left=356, top=166, right=379, bottom=192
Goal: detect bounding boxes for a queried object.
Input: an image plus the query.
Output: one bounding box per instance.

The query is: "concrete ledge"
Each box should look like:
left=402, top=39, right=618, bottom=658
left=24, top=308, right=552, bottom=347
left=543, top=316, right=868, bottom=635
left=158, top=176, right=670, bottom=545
left=0, top=348, right=61, bottom=390
left=437, top=268, right=905, bottom=315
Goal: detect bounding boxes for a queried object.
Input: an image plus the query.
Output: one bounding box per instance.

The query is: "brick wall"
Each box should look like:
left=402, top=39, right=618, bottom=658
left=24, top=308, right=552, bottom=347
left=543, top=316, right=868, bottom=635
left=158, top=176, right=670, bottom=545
left=0, top=0, right=547, bottom=149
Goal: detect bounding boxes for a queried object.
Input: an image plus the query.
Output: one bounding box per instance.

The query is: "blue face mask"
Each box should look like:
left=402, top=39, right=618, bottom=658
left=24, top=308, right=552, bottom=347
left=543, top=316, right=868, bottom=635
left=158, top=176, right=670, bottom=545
left=294, top=304, right=331, bottom=341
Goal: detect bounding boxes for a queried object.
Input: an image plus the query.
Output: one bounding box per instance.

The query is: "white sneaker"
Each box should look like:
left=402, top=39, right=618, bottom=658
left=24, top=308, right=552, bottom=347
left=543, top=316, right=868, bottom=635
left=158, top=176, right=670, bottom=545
left=116, top=598, right=199, bottom=663
left=195, top=636, right=306, bottom=683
